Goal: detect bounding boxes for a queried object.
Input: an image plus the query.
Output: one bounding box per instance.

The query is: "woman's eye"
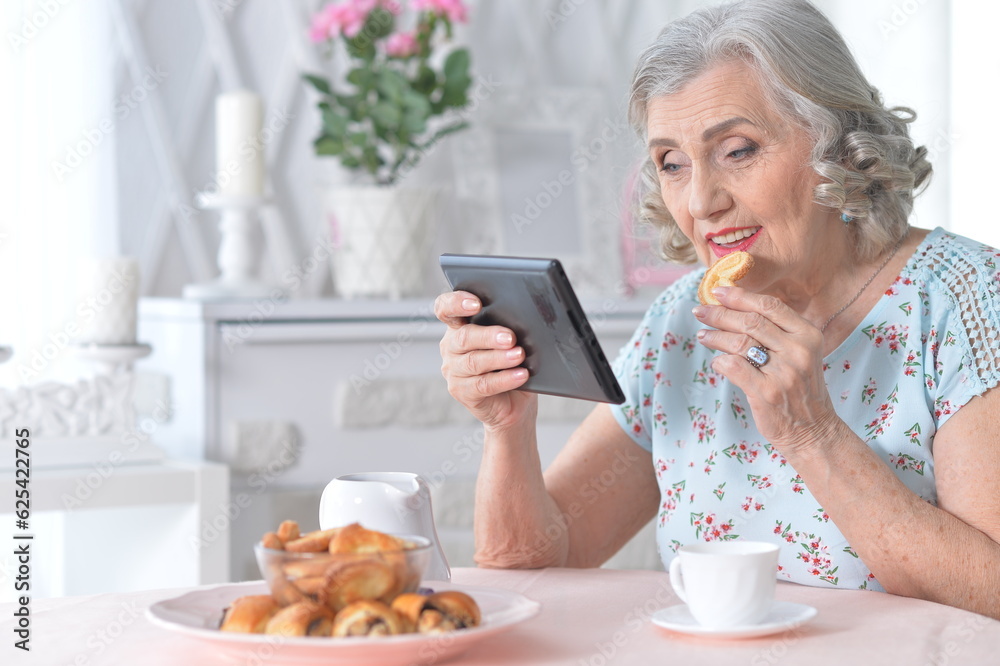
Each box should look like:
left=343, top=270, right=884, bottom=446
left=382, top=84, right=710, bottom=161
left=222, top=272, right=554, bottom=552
left=726, top=143, right=758, bottom=160
left=658, top=151, right=688, bottom=174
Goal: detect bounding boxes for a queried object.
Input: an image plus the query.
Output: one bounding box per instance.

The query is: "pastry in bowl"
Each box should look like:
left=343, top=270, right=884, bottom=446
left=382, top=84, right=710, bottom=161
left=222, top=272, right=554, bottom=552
left=254, top=522, right=431, bottom=609
left=221, top=520, right=482, bottom=640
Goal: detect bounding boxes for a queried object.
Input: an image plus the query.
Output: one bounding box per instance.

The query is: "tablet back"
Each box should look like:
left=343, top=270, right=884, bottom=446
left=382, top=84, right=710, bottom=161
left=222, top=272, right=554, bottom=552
left=440, top=254, right=625, bottom=404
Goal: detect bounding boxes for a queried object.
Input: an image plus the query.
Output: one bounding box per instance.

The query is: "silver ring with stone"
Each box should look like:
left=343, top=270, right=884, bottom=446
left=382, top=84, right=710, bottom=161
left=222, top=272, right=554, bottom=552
left=746, top=345, right=769, bottom=369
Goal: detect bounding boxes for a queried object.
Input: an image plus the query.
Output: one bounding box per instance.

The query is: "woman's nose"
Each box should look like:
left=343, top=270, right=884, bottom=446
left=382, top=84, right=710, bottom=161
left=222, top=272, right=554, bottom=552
left=687, top=165, right=732, bottom=221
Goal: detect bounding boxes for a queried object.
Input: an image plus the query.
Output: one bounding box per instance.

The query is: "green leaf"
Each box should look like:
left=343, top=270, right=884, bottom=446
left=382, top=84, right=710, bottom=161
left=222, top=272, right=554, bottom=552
left=313, top=135, right=344, bottom=156
left=370, top=101, right=402, bottom=129
left=302, top=73, right=332, bottom=95
left=346, top=67, right=375, bottom=91
left=348, top=132, right=375, bottom=148
left=361, top=145, right=383, bottom=172
left=402, top=91, right=431, bottom=117
left=373, top=122, right=393, bottom=145
left=321, top=108, right=350, bottom=137
left=443, top=48, right=470, bottom=84
left=340, top=153, right=362, bottom=169
left=375, top=69, right=408, bottom=101
left=412, top=64, right=437, bottom=96
left=336, top=94, right=366, bottom=122
left=440, top=49, right=472, bottom=109
left=401, top=110, right=426, bottom=135
left=439, top=84, right=468, bottom=109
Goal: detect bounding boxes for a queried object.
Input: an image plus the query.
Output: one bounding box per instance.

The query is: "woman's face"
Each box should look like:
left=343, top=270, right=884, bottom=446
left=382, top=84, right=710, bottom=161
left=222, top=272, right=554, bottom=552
left=646, top=60, right=840, bottom=294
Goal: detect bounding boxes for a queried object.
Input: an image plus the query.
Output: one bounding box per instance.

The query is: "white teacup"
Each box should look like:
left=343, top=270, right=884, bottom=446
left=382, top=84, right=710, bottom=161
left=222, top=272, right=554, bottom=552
left=668, top=541, right=779, bottom=629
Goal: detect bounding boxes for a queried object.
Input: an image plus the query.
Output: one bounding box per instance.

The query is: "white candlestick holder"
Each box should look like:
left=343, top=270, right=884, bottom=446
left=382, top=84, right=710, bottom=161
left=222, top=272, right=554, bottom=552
left=183, top=193, right=278, bottom=300
left=71, top=342, right=152, bottom=375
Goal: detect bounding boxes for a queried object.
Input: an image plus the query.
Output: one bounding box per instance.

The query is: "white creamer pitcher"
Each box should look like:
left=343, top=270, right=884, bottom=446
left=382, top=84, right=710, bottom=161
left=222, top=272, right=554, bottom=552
left=319, top=471, right=451, bottom=581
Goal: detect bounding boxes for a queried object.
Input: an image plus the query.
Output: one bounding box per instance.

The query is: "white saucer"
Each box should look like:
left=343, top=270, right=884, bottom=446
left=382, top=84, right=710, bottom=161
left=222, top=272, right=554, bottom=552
left=652, top=601, right=817, bottom=639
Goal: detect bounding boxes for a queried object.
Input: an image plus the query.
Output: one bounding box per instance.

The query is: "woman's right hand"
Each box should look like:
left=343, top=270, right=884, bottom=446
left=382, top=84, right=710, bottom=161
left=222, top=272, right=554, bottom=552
left=434, top=290, right=536, bottom=431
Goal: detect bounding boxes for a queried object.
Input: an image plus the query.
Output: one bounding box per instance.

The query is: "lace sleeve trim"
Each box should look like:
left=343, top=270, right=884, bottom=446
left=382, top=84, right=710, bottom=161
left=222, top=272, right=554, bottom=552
left=923, top=239, right=1000, bottom=388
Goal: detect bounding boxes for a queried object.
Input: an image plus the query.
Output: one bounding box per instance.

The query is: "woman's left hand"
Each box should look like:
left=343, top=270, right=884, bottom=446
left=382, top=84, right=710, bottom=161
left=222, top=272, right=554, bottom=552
left=692, top=286, right=842, bottom=456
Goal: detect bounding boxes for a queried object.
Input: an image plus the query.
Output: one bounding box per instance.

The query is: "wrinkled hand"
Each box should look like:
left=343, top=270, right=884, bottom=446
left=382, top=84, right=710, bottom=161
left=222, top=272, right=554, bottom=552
left=692, top=286, right=843, bottom=456
left=434, top=290, right=536, bottom=431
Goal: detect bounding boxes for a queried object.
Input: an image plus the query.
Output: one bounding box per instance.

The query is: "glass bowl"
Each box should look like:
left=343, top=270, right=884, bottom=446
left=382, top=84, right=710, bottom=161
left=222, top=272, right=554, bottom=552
left=254, top=534, right=431, bottom=608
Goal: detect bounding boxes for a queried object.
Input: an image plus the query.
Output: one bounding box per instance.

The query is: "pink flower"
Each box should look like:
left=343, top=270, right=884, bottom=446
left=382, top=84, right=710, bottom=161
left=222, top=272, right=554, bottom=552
left=310, top=0, right=379, bottom=42
left=385, top=30, right=419, bottom=57
left=309, top=5, right=342, bottom=42
left=351, top=0, right=400, bottom=15
left=337, top=4, right=367, bottom=37
left=412, top=0, right=468, bottom=23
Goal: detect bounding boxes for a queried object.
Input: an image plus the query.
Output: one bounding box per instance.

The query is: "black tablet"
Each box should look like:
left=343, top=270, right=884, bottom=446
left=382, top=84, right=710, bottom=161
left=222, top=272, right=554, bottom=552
left=439, top=254, right=625, bottom=404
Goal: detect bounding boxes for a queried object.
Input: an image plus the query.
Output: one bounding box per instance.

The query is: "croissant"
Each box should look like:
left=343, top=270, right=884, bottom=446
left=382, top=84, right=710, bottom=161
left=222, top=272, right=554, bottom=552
left=318, top=559, right=398, bottom=611
left=219, top=595, right=280, bottom=633
left=261, top=532, right=284, bottom=550
left=283, top=557, right=335, bottom=580
left=284, top=527, right=342, bottom=553
left=264, top=601, right=335, bottom=637
left=276, top=520, right=301, bottom=544
left=698, top=250, right=754, bottom=305
left=328, top=522, right=407, bottom=554
left=391, top=591, right=481, bottom=634
left=331, top=600, right=412, bottom=637
left=269, top=574, right=307, bottom=607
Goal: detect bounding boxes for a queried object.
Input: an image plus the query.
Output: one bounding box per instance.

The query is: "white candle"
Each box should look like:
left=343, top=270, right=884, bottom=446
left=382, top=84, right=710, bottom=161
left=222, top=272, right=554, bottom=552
left=215, top=90, right=264, bottom=197
left=76, top=258, right=141, bottom=345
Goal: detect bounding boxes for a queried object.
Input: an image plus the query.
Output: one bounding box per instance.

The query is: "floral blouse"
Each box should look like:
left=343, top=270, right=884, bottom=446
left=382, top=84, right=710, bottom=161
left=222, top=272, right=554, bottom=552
left=611, top=228, right=1000, bottom=591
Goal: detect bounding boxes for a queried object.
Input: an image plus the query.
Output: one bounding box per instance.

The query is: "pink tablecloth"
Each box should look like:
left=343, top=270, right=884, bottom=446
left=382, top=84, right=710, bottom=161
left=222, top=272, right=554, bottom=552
left=2, top=567, right=999, bottom=665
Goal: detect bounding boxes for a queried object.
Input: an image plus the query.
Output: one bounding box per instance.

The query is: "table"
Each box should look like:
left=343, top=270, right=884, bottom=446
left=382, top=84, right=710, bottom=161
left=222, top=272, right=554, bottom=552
left=2, top=567, right=998, bottom=664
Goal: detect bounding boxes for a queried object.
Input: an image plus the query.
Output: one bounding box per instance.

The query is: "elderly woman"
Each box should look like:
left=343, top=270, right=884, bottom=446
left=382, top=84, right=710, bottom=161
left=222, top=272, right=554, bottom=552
left=434, top=0, right=1000, bottom=618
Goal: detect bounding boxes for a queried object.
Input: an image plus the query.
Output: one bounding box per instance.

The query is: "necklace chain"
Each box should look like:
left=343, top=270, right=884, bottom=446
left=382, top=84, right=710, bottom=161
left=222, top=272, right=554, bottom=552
left=821, top=239, right=903, bottom=333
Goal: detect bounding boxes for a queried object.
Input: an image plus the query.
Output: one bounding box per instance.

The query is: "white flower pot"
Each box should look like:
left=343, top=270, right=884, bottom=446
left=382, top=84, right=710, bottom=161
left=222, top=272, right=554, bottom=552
left=321, top=186, right=438, bottom=299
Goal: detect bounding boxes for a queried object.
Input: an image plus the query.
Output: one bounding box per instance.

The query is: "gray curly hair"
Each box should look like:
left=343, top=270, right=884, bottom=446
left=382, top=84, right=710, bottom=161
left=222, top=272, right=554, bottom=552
left=628, top=0, right=932, bottom=265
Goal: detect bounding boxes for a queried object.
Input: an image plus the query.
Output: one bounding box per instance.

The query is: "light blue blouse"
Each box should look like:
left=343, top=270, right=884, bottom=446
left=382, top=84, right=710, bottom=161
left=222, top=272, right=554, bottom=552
left=611, top=227, right=1000, bottom=590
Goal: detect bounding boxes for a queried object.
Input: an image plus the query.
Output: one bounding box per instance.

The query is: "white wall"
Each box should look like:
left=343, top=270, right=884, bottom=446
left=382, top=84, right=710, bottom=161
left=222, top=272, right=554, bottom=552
left=950, top=1, right=1000, bottom=247
left=821, top=0, right=951, bottom=232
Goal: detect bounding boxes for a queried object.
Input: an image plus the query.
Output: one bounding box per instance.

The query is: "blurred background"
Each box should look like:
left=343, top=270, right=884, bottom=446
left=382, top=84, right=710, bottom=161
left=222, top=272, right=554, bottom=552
left=0, top=0, right=996, bottom=599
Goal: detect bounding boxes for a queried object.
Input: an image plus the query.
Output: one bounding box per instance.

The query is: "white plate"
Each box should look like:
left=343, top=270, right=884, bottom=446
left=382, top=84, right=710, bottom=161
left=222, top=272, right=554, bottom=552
left=652, top=601, right=817, bottom=639
left=146, top=580, right=540, bottom=665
